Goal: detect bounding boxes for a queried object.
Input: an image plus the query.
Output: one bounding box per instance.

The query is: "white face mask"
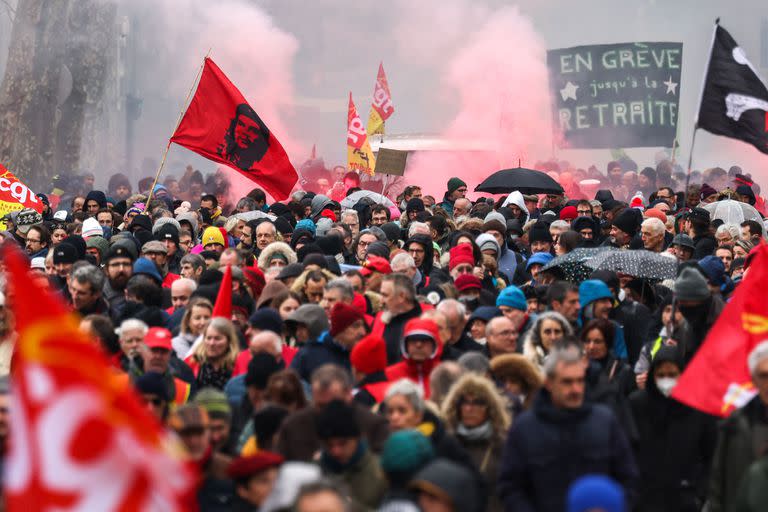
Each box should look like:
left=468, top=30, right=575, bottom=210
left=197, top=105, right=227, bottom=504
left=656, top=377, right=678, bottom=397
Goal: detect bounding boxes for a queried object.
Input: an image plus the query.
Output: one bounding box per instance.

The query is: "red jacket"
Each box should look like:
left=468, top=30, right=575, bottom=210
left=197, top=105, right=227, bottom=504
left=384, top=337, right=443, bottom=399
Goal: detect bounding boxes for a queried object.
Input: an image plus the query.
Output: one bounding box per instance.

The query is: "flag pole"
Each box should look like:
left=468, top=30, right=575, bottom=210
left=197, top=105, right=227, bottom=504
left=144, top=49, right=211, bottom=211
left=684, top=19, right=720, bottom=195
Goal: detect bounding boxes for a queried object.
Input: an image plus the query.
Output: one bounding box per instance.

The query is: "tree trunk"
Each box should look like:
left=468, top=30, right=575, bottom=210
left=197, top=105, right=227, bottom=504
left=0, top=0, right=115, bottom=191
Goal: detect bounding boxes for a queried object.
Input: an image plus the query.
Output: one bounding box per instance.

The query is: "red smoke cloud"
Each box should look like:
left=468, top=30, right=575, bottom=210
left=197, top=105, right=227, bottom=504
left=403, top=7, right=554, bottom=199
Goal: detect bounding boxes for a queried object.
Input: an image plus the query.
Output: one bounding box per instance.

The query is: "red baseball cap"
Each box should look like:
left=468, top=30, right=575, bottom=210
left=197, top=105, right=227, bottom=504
left=144, top=327, right=173, bottom=350
left=360, top=255, right=392, bottom=277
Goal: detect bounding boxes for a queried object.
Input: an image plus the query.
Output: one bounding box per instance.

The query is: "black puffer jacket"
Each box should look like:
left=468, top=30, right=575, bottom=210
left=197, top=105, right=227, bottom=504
left=629, top=346, right=717, bottom=512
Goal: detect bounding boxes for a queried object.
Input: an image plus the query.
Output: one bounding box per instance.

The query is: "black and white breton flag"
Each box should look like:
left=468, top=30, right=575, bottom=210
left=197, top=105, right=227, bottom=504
left=698, top=23, right=768, bottom=154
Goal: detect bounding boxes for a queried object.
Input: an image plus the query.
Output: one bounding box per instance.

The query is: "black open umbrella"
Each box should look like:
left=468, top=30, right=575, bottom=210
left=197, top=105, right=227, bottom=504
left=474, top=166, right=564, bottom=195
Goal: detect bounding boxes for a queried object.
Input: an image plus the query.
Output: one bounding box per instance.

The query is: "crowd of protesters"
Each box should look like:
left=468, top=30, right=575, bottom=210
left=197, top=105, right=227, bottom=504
left=0, top=156, right=767, bottom=512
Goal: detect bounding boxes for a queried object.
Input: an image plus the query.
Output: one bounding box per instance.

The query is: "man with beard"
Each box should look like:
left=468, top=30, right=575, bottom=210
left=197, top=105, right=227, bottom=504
left=103, top=244, right=135, bottom=322
left=673, top=267, right=724, bottom=364
left=372, top=273, right=423, bottom=364
left=608, top=208, right=642, bottom=249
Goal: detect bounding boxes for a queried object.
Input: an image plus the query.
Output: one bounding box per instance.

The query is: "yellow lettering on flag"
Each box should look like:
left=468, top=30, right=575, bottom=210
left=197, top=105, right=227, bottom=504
left=742, top=313, right=768, bottom=334
left=347, top=92, right=376, bottom=175
left=366, top=62, right=395, bottom=136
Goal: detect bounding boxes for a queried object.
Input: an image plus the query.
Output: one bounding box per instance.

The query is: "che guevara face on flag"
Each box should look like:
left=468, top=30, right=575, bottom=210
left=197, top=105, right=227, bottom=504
left=218, top=103, right=271, bottom=171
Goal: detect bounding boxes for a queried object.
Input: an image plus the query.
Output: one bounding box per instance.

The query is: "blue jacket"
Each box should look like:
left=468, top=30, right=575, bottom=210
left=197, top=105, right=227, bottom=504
left=290, top=331, right=351, bottom=382
left=498, top=389, right=639, bottom=512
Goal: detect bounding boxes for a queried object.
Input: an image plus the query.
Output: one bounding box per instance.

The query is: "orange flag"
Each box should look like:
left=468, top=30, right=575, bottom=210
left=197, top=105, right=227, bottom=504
left=212, top=264, right=232, bottom=319
left=1, top=245, right=196, bottom=510
left=366, top=62, right=395, bottom=136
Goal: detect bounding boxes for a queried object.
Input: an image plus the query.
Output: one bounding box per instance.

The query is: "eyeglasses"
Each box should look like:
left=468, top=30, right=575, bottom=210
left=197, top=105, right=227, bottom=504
left=25, top=238, right=41, bottom=244
left=577, top=209, right=592, bottom=216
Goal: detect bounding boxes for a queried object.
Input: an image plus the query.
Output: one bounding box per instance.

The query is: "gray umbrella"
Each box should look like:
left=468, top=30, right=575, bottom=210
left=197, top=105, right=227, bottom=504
left=585, top=249, right=678, bottom=280
left=340, top=190, right=395, bottom=209
left=541, top=247, right=618, bottom=283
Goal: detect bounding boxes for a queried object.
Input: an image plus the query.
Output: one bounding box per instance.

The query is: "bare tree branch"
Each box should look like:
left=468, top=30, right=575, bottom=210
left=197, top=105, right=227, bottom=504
left=0, top=0, right=15, bottom=22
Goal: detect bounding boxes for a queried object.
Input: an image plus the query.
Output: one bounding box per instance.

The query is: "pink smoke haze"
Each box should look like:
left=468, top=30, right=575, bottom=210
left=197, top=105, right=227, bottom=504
left=404, top=7, right=554, bottom=200
left=129, top=0, right=305, bottom=201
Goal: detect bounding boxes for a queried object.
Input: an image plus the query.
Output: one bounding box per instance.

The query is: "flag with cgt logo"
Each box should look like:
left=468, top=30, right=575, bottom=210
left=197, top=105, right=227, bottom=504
left=672, top=245, right=768, bottom=417
left=347, top=93, right=376, bottom=175
left=2, top=245, right=197, bottom=510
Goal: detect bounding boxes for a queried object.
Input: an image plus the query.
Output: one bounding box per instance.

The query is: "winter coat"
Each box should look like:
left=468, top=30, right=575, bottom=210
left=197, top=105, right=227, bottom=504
left=677, top=295, right=725, bottom=364
left=629, top=348, right=717, bottom=512
left=441, top=374, right=511, bottom=512
left=612, top=298, right=653, bottom=365
left=414, top=409, right=486, bottom=512
left=276, top=402, right=389, bottom=462
left=733, top=455, right=768, bottom=512
left=497, top=388, right=639, bottom=512
left=692, top=233, right=717, bottom=260
left=708, top=396, right=768, bottom=512
left=384, top=328, right=443, bottom=399
left=290, top=331, right=351, bottom=382
left=319, top=444, right=387, bottom=510
left=371, top=303, right=423, bottom=365
left=441, top=331, right=488, bottom=361
left=585, top=354, right=638, bottom=443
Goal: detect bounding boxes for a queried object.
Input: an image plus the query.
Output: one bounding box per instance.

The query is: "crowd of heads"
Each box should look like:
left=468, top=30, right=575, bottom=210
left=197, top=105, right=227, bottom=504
left=0, top=154, right=766, bottom=511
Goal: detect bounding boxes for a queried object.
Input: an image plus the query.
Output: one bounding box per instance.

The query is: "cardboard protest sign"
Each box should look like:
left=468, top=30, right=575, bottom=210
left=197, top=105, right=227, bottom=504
left=0, top=163, right=43, bottom=230
left=374, top=148, right=408, bottom=176
left=547, top=42, right=683, bottom=148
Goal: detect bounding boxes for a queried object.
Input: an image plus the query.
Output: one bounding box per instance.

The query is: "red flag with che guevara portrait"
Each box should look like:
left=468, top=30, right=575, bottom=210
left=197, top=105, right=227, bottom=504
left=171, top=58, right=298, bottom=200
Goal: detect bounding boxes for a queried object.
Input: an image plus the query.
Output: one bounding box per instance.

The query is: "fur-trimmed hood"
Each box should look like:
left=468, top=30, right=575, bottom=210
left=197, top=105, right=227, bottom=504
left=441, top=373, right=511, bottom=438
left=258, top=241, right=298, bottom=271
left=489, top=353, right=543, bottom=410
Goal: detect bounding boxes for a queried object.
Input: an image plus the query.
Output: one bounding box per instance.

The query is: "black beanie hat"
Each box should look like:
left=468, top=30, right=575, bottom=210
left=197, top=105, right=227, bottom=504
left=315, top=399, right=361, bottom=439
left=528, top=222, right=553, bottom=244
left=612, top=208, right=642, bottom=237
left=154, top=223, right=180, bottom=245
left=245, top=353, right=283, bottom=389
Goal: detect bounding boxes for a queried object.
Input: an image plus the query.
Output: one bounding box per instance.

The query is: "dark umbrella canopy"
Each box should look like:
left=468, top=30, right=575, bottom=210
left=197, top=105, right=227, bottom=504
left=542, top=247, right=618, bottom=283
left=474, top=167, right=565, bottom=195
left=585, top=249, right=678, bottom=280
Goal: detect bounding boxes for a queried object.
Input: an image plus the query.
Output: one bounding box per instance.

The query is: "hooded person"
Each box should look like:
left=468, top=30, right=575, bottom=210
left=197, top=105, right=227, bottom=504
left=578, top=280, right=628, bottom=359
left=404, top=234, right=439, bottom=288
left=571, top=216, right=601, bottom=246
left=501, top=191, right=530, bottom=224
left=628, top=345, right=717, bottom=512
left=257, top=241, right=298, bottom=273
left=385, top=318, right=444, bottom=399
left=441, top=373, right=511, bottom=512
left=673, top=266, right=725, bottom=363
left=489, top=353, right=543, bottom=416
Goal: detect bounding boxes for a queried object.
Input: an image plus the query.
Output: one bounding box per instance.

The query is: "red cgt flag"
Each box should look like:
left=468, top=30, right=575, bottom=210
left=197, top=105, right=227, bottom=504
left=171, top=58, right=298, bottom=200
left=1, top=245, right=196, bottom=510
left=672, top=245, right=768, bottom=417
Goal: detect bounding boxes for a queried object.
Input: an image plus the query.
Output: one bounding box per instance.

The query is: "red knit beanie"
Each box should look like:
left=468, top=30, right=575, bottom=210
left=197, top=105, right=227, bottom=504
left=350, top=334, right=387, bottom=374
left=559, top=205, right=577, bottom=221
left=449, top=244, right=475, bottom=271
left=321, top=209, right=337, bottom=222
left=330, top=302, right=364, bottom=337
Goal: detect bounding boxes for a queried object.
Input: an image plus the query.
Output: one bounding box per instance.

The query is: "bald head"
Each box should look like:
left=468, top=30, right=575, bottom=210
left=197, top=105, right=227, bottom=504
left=248, top=331, right=283, bottom=358
left=171, top=277, right=197, bottom=310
